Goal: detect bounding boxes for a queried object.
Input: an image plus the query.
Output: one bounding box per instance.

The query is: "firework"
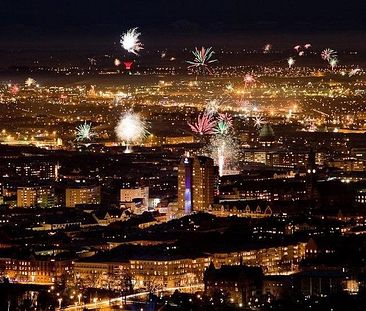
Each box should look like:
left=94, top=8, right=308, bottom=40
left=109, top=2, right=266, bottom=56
left=218, top=113, right=233, bottom=126
left=349, top=68, right=360, bottom=77
left=120, top=28, right=144, bottom=55
left=254, top=116, right=265, bottom=128
left=203, top=134, right=241, bottom=177
left=161, top=51, right=166, bottom=58
left=214, top=120, right=230, bottom=135
left=188, top=113, right=216, bottom=135
left=298, top=51, right=304, bottom=56
left=205, top=99, right=223, bottom=115
left=294, top=45, right=301, bottom=52
left=321, top=48, right=337, bottom=61
left=9, top=84, right=19, bottom=95
left=329, top=58, right=338, bottom=70
left=25, top=77, right=36, bottom=87
left=186, top=46, right=218, bottom=74
left=287, top=57, right=295, bottom=68
left=225, top=82, right=234, bottom=92
left=213, top=113, right=233, bottom=135
left=114, top=58, right=121, bottom=66
left=304, top=43, right=312, bottom=49
left=244, top=73, right=256, bottom=84
left=115, top=112, right=148, bottom=148
left=76, top=122, right=94, bottom=141
left=263, top=44, right=272, bottom=54
left=123, top=60, right=134, bottom=70
left=88, top=57, right=96, bottom=65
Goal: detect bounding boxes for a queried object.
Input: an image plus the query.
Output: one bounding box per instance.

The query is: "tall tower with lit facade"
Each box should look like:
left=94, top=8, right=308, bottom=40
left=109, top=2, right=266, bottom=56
left=178, top=155, right=215, bottom=214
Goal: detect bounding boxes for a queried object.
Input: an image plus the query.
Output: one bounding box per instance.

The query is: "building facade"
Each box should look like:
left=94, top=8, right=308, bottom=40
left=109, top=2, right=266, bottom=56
left=65, top=185, right=101, bottom=208
left=178, top=155, right=215, bottom=214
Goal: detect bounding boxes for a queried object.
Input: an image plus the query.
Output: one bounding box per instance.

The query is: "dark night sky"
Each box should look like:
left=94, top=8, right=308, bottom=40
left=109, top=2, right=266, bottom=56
left=0, top=0, right=365, bottom=64
left=0, top=0, right=365, bottom=33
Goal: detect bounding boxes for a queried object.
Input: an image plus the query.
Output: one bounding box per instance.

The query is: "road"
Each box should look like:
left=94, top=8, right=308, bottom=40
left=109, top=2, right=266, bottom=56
left=62, top=284, right=204, bottom=310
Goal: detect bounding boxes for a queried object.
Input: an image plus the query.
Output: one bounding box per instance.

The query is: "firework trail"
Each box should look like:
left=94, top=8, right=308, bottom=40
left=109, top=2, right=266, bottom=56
left=186, top=47, right=218, bottom=74
left=120, top=28, right=144, bottom=55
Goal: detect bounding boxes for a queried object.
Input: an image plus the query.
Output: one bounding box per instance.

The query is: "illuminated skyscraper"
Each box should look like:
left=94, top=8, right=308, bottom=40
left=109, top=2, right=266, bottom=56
left=178, top=155, right=214, bottom=214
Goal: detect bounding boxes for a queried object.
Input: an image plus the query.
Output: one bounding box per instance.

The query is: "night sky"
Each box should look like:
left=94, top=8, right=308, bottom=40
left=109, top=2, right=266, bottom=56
left=0, top=0, right=365, bottom=34
left=0, top=0, right=365, bottom=66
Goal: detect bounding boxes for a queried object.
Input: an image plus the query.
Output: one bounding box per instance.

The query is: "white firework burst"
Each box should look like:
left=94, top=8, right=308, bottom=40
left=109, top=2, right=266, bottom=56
left=254, top=116, right=265, bottom=128
left=202, top=134, right=241, bottom=177
left=349, top=68, right=361, bottom=77
left=205, top=99, right=223, bottom=115
left=287, top=57, right=295, bottom=68
left=120, top=27, right=144, bottom=55
left=115, top=112, right=148, bottom=144
left=76, top=122, right=94, bottom=141
left=329, top=58, right=338, bottom=70
left=25, top=78, right=36, bottom=87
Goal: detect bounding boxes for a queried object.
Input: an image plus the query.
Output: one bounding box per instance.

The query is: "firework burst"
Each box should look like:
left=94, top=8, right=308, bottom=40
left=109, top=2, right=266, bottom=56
left=349, top=68, right=361, bottom=77
left=244, top=73, right=256, bottom=85
left=225, top=82, right=234, bottom=92
left=25, top=78, right=36, bottom=87
left=120, top=28, right=144, bottom=55
left=329, top=58, right=338, bottom=70
left=254, top=116, right=265, bottom=128
left=287, top=57, right=295, bottom=68
left=203, top=134, right=241, bottom=177
left=115, top=112, right=148, bottom=146
left=76, top=122, right=94, bottom=142
left=114, top=58, right=121, bottom=66
left=186, top=46, right=218, bottom=74
left=9, top=84, right=19, bottom=95
left=214, top=121, right=230, bottom=135
left=263, top=43, right=272, bottom=54
left=321, top=48, right=337, bottom=61
left=218, top=113, right=233, bottom=126
left=188, top=113, right=216, bottom=135
left=205, top=99, right=223, bottom=115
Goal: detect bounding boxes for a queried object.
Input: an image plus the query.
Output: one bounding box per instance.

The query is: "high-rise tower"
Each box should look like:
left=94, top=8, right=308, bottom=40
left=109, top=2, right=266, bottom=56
left=178, top=155, right=214, bottom=214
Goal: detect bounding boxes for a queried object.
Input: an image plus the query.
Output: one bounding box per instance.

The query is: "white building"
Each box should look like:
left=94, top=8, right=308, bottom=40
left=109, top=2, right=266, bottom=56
left=120, top=187, right=149, bottom=213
